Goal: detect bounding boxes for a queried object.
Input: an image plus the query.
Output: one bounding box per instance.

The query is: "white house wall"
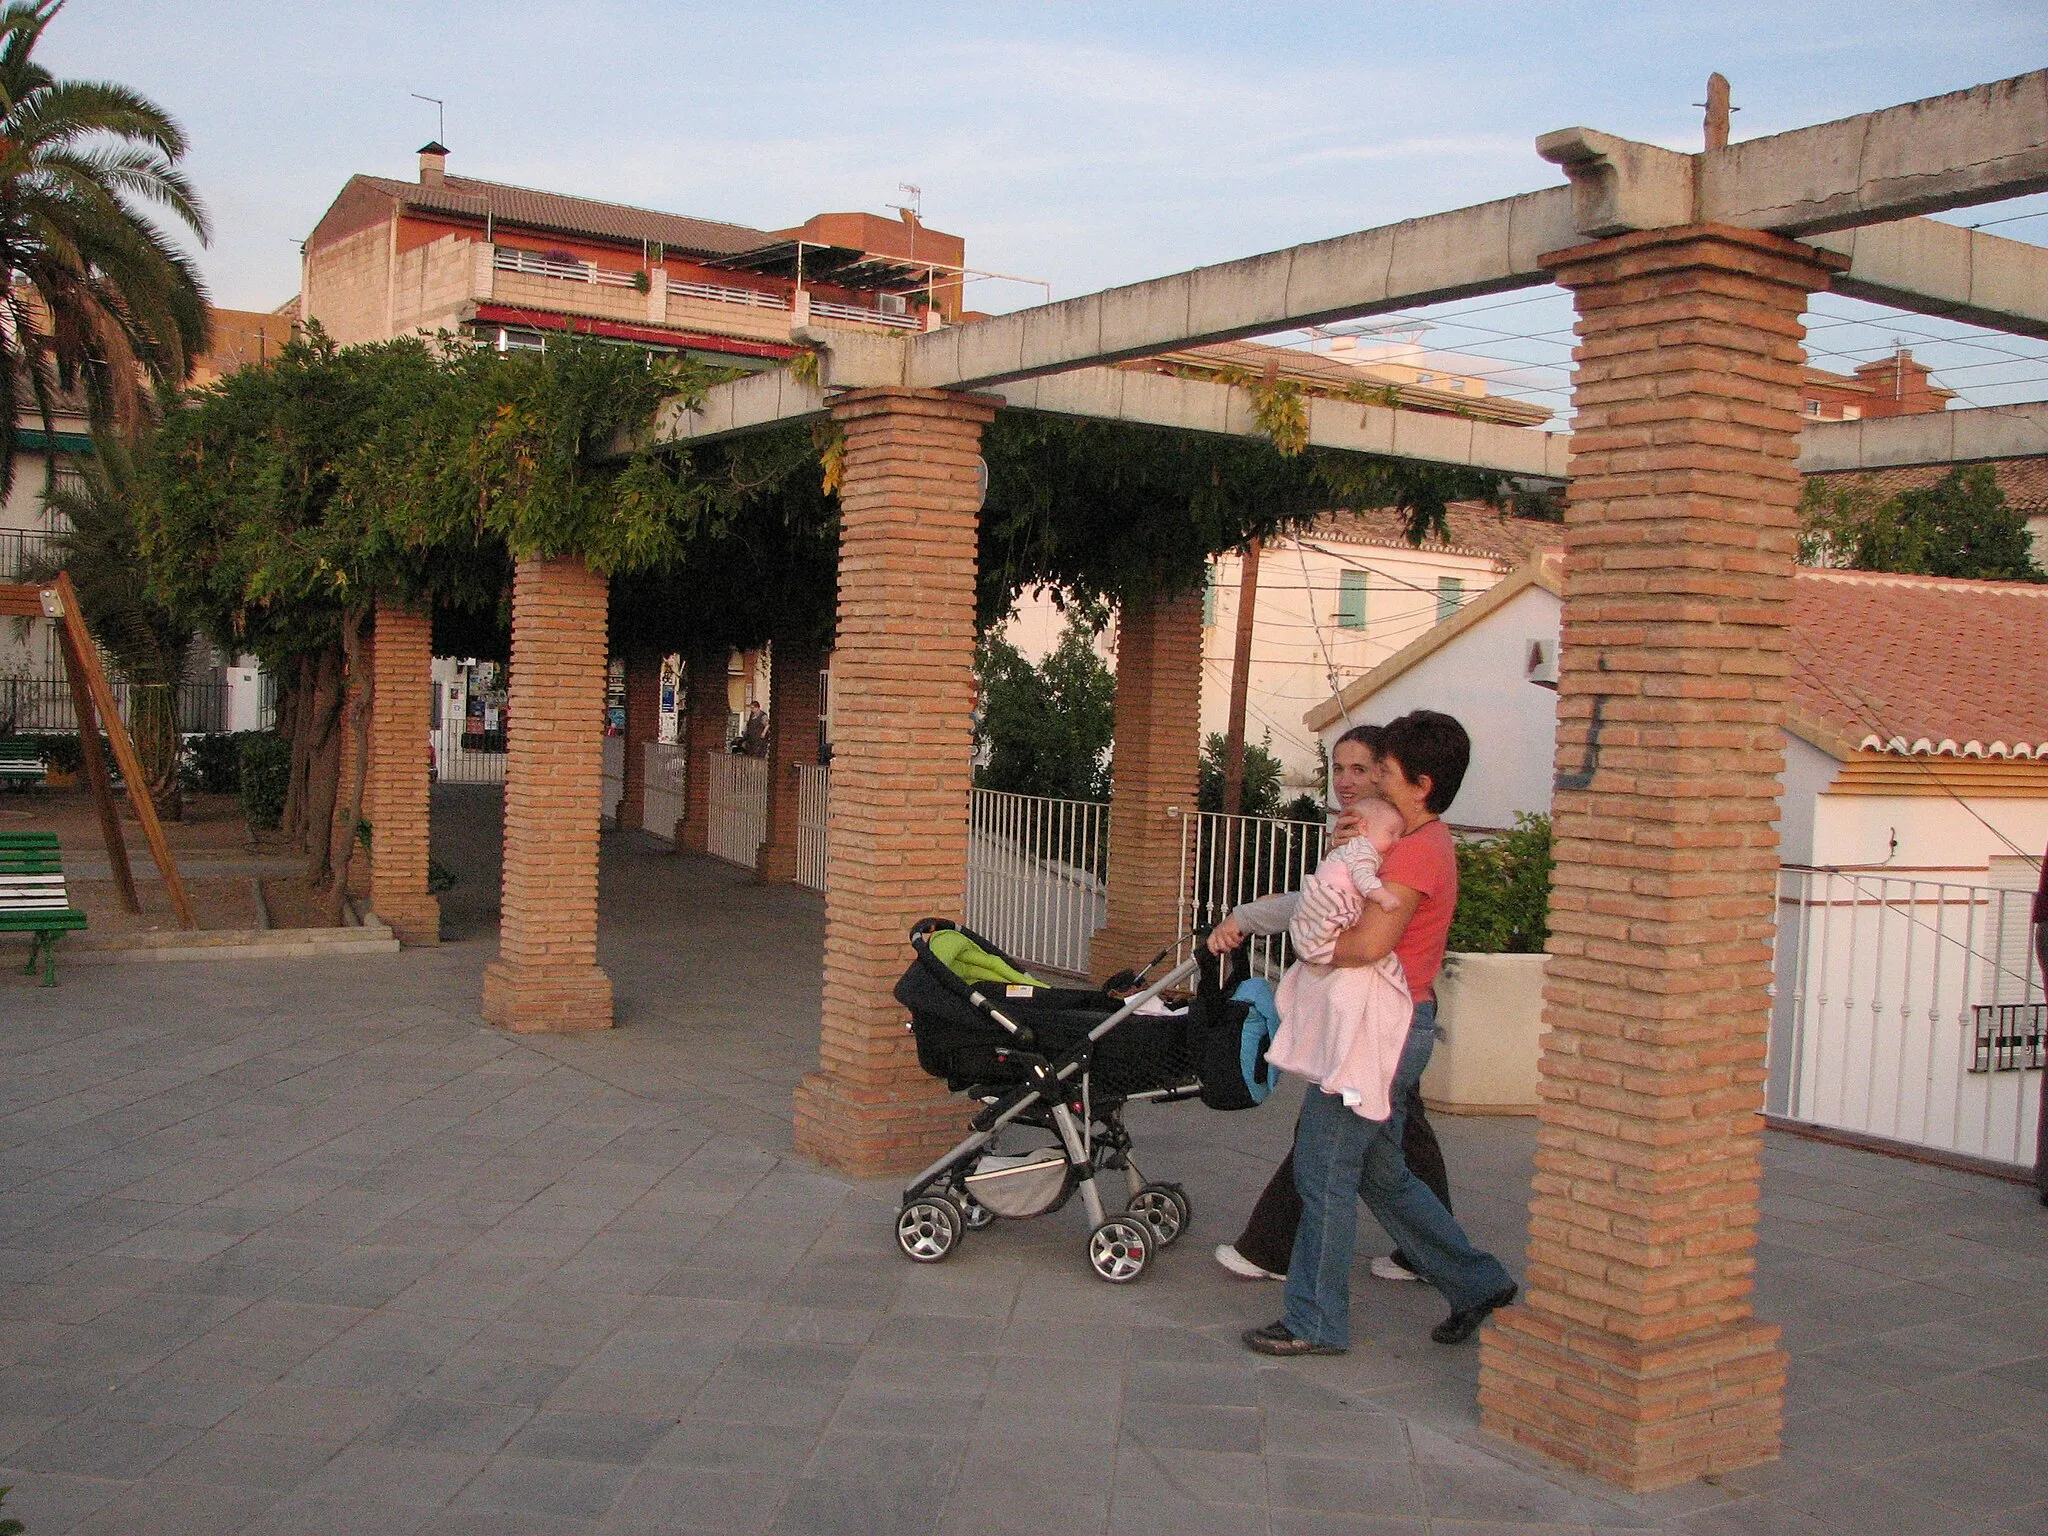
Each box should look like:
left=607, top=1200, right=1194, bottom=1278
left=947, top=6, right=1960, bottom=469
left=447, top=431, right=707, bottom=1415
left=1810, top=791, right=2048, bottom=877
left=1778, top=736, right=1842, bottom=867
left=1315, top=583, right=1562, bottom=831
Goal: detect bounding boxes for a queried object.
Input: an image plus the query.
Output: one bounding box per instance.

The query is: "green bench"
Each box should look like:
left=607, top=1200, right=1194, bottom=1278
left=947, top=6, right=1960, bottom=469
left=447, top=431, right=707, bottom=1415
left=0, top=739, right=43, bottom=792
left=0, top=832, right=87, bottom=985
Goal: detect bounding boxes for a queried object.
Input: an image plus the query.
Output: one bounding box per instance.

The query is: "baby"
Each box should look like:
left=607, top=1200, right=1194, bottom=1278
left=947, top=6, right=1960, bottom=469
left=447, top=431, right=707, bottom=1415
left=1263, top=798, right=1415, bottom=1121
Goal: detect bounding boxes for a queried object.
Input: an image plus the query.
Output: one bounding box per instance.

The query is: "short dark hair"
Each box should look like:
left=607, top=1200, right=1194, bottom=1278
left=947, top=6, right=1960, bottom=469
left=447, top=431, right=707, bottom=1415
left=1380, top=710, right=1469, bottom=815
left=1335, top=723, right=1386, bottom=755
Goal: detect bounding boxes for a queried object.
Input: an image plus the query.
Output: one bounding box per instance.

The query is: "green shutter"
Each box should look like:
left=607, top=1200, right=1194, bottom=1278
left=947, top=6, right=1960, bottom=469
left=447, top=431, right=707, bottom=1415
left=1436, top=576, right=1464, bottom=623
left=1337, top=570, right=1366, bottom=629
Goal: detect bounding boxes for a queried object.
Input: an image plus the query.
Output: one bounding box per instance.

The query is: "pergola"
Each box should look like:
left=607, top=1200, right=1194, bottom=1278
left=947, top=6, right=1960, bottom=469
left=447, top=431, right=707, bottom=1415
left=351, top=69, right=2048, bottom=1491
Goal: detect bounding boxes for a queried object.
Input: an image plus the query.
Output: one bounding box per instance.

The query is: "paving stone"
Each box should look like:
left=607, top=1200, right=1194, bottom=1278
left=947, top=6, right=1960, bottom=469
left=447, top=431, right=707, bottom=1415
left=503, top=1410, right=674, bottom=1466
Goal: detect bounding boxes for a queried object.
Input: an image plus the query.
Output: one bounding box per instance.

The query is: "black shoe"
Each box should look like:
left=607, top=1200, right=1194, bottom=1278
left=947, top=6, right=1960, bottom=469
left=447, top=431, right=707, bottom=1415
left=1432, top=1283, right=1517, bottom=1345
left=1243, top=1320, right=1346, bottom=1357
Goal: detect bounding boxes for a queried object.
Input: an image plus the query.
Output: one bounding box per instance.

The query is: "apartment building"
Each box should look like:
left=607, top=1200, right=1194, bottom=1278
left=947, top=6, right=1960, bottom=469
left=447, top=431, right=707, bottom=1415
left=297, top=143, right=968, bottom=362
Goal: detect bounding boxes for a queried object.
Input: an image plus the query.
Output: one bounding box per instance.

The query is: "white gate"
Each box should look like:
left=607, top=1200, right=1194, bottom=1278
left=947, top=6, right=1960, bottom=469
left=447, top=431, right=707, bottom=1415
left=1770, top=869, right=2043, bottom=1166
left=797, top=763, right=829, bottom=893
left=642, top=742, right=686, bottom=839
left=707, top=751, right=768, bottom=870
left=964, top=789, right=1109, bottom=977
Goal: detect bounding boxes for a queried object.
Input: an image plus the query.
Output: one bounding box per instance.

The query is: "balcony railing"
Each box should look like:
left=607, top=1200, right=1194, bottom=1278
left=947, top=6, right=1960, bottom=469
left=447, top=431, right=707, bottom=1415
left=493, top=247, right=640, bottom=289
left=0, top=528, right=56, bottom=579
left=808, top=297, right=920, bottom=330
left=667, top=278, right=790, bottom=311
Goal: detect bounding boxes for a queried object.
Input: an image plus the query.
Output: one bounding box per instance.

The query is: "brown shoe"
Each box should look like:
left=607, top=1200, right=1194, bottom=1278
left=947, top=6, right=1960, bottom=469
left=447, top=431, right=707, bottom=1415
left=1242, top=1321, right=1346, bottom=1357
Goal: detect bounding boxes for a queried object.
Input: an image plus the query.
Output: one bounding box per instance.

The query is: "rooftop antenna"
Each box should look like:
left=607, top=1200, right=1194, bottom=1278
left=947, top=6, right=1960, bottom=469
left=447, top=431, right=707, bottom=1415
left=411, top=93, right=445, bottom=145
left=1697, top=73, right=1736, bottom=151
left=888, top=182, right=923, bottom=266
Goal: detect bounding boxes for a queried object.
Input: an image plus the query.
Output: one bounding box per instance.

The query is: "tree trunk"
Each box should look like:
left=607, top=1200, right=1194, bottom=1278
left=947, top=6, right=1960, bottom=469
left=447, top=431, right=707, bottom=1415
left=323, top=608, right=373, bottom=927
left=129, top=681, right=183, bottom=823
left=280, top=653, right=315, bottom=848
left=300, top=645, right=345, bottom=888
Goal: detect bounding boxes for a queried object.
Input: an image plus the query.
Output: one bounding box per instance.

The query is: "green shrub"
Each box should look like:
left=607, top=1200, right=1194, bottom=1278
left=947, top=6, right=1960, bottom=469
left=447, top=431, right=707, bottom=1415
left=1448, top=813, right=1552, bottom=955
left=32, top=733, right=83, bottom=773
left=1197, top=731, right=1286, bottom=819
left=237, top=733, right=292, bottom=829
left=183, top=731, right=257, bottom=795
left=974, top=620, right=1114, bottom=804
left=1280, top=792, right=1325, bottom=826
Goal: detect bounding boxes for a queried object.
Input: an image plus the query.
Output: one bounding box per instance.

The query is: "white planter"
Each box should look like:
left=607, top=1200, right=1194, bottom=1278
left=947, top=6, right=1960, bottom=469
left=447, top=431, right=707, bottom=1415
left=1421, top=951, right=1550, bottom=1115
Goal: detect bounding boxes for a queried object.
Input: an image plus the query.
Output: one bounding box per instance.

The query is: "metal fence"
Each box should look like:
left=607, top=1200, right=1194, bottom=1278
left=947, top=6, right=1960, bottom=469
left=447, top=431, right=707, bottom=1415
left=796, top=763, right=829, bottom=894
left=0, top=676, right=228, bottom=736
left=1175, top=807, right=1329, bottom=977
left=0, top=528, right=56, bottom=580
left=1769, top=868, right=2044, bottom=1167
left=430, top=716, right=508, bottom=785
left=706, top=750, right=768, bottom=870
left=963, top=788, right=1111, bottom=977
left=641, top=742, right=686, bottom=838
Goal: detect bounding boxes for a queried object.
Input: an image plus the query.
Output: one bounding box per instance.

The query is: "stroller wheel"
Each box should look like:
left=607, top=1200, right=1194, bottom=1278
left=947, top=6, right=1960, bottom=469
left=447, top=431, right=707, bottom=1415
left=897, top=1197, right=964, bottom=1263
left=1087, top=1216, right=1151, bottom=1283
left=1127, top=1182, right=1192, bottom=1248
left=961, top=1200, right=997, bottom=1230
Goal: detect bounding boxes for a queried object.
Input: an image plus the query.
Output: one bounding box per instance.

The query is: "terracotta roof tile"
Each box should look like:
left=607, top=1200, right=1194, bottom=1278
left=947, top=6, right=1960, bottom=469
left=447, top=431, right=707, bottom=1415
left=1789, top=568, right=2048, bottom=758
left=1311, top=504, right=1560, bottom=568
left=359, top=173, right=771, bottom=258
left=1806, top=455, right=2048, bottom=512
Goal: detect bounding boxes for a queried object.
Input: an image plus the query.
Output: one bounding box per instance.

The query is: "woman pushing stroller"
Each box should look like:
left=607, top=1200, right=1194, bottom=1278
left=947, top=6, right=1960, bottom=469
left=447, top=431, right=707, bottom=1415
left=1210, top=710, right=1518, bottom=1357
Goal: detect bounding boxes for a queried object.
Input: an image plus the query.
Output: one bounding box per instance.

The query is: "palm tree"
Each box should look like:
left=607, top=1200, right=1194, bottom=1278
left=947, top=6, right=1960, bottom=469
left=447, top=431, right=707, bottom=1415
left=25, top=425, right=191, bottom=819
left=0, top=0, right=210, bottom=496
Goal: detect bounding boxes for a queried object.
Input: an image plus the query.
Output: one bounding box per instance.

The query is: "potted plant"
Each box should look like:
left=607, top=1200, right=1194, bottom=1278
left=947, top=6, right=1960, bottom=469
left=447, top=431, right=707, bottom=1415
left=1424, top=814, right=1553, bottom=1114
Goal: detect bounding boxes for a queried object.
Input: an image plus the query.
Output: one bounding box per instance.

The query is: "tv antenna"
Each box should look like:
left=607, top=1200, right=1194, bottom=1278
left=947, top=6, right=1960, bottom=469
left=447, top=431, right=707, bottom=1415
left=411, top=93, right=445, bottom=144
left=889, top=182, right=923, bottom=221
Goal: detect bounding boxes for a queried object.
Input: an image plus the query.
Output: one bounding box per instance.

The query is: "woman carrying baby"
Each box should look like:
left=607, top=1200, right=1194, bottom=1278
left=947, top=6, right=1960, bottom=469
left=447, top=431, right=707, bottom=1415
left=1241, top=710, right=1518, bottom=1357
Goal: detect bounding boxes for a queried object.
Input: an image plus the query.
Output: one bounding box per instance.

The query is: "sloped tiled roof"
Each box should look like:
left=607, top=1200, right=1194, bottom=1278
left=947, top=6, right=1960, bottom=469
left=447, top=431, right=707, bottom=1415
left=1311, top=504, right=1561, bottom=568
left=1805, top=456, right=2048, bottom=513
left=1789, top=568, right=2048, bottom=759
left=354, top=173, right=771, bottom=258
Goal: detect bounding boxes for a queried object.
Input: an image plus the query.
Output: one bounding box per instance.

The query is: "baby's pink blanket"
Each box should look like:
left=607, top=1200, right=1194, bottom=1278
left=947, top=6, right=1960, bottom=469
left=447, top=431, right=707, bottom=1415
left=1265, top=854, right=1412, bottom=1120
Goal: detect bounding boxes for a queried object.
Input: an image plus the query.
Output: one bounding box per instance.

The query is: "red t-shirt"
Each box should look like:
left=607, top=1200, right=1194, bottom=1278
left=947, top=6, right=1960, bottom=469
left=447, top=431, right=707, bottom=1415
left=1380, top=818, right=1458, bottom=1002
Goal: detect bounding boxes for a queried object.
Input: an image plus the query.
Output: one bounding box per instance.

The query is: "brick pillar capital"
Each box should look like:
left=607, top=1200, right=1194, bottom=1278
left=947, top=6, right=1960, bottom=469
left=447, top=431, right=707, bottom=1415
left=826, top=387, right=1002, bottom=429
left=1541, top=221, right=1851, bottom=293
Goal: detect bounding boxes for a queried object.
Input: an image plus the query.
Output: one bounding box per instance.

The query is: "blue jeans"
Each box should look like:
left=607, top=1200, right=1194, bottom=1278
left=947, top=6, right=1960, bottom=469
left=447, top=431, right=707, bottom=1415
left=1281, top=1003, right=1514, bottom=1348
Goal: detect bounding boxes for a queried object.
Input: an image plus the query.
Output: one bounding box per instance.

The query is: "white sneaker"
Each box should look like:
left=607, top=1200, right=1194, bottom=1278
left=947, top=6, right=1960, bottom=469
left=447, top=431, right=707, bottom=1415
left=1214, top=1244, right=1283, bottom=1281
left=1371, top=1253, right=1421, bottom=1282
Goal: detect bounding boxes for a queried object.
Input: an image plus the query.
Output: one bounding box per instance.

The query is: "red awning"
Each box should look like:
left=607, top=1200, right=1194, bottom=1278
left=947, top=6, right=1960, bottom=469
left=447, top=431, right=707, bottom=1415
left=470, top=304, right=797, bottom=360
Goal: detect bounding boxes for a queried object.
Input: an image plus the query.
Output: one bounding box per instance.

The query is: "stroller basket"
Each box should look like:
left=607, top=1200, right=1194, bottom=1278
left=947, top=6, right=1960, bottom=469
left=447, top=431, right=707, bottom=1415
left=894, top=922, right=1200, bottom=1099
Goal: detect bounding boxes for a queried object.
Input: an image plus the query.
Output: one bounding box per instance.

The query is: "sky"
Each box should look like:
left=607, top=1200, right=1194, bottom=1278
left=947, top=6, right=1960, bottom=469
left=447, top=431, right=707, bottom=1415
left=36, top=2, right=2048, bottom=409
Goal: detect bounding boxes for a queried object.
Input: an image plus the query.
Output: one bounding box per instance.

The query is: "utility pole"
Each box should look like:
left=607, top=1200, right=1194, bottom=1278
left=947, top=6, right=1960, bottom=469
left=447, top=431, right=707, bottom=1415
left=1220, top=540, right=1261, bottom=817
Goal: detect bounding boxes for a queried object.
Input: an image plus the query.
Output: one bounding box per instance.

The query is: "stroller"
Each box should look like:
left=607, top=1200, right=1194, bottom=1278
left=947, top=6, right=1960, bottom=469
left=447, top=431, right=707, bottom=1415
left=891, top=918, right=1271, bottom=1284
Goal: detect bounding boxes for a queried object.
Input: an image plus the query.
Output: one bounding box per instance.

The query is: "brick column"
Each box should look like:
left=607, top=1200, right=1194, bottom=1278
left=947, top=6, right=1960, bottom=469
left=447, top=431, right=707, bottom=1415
left=1477, top=225, right=1847, bottom=1491
left=1089, top=589, right=1204, bottom=983
left=757, top=637, right=823, bottom=883
left=792, top=388, right=997, bottom=1176
left=367, top=604, right=439, bottom=944
left=676, top=646, right=728, bottom=853
left=617, top=651, right=660, bottom=833
left=481, top=556, right=614, bottom=1032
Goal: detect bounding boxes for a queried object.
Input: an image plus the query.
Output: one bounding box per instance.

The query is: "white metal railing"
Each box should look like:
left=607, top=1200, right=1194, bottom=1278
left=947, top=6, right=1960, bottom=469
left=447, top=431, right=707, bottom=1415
left=963, top=789, right=1110, bottom=977
left=642, top=741, right=686, bottom=838
left=1770, top=868, right=2044, bottom=1166
left=1175, top=808, right=1329, bottom=977
left=669, top=277, right=790, bottom=311
left=797, top=762, right=829, bottom=893
left=808, top=296, right=920, bottom=329
left=494, top=246, right=638, bottom=288
left=707, top=750, right=768, bottom=870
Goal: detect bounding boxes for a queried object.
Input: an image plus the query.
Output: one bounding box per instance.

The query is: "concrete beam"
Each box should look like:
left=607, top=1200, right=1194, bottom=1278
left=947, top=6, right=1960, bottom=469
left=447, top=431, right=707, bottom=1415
left=1814, top=220, right=2048, bottom=343
left=1797, top=401, right=2048, bottom=474
left=658, top=354, right=1568, bottom=479
left=1696, top=69, right=2048, bottom=237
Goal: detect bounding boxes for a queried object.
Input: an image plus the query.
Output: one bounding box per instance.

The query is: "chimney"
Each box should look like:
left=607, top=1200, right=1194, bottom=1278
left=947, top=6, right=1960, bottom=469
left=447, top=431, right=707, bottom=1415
left=418, top=141, right=448, bottom=188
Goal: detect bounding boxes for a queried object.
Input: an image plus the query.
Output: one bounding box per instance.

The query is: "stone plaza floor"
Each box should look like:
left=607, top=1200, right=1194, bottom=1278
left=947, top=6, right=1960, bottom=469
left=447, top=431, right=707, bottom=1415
left=0, top=785, right=2043, bottom=1535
